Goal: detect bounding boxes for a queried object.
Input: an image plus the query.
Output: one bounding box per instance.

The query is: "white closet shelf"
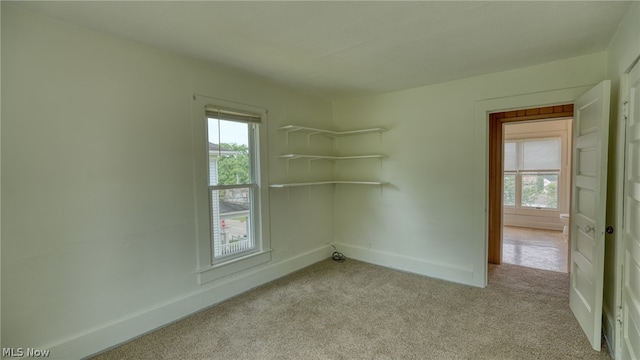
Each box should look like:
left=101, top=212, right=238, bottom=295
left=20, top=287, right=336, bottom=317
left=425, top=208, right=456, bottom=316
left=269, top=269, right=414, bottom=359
left=279, top=154, right=386, bottom=160
left=278, top=125, right=386, bottom=137
left=270, top=181, right=388, bottom=188
left=276, top=123, right=388, bottom=188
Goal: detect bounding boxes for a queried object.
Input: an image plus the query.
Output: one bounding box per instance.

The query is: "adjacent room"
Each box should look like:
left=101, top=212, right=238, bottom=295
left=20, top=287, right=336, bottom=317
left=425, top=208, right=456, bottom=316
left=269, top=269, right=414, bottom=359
left=2, top=1, right=639, bottom=359
left=501, top=116, right=573, bottom=273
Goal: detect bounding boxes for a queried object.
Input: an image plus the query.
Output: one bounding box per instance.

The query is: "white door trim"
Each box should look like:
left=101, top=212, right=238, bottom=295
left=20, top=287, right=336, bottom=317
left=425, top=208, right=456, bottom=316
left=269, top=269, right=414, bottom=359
left=474, top=85, right=595, bottom=287
left=617, top=55, right=640, bottom=360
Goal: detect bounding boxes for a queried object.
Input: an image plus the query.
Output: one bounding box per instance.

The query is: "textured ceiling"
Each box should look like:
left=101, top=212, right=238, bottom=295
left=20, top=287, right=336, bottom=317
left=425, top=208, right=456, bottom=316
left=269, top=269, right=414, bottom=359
left=10, top=1, right=633, bottom=99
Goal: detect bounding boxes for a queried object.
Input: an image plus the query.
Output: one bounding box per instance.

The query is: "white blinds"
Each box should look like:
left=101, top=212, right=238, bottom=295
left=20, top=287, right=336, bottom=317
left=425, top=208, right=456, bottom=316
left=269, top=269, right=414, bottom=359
left=205, top=105, right=262, bottom=124
left=522, top=139, right=561, bottom=170
left=504, top=138, right=561, bottom=171
left=504, top=142, right=518, bottom=171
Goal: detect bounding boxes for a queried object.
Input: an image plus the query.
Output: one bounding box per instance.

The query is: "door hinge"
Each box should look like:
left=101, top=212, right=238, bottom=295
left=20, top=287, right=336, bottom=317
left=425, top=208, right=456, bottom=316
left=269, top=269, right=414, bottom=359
left=616, top=306, right=623, bottom=327
left=623, top=100, right=629, bottom=120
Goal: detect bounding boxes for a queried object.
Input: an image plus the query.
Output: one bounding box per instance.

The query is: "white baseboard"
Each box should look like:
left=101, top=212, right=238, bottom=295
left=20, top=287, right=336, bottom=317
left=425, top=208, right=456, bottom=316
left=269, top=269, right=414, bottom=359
left=41, top=245, right=332, bottom=360
left=503, top=214, right=564, bottom=231
left=503, top=221, right=564, bottom=231
left=334, top=243, right=476, bottom=287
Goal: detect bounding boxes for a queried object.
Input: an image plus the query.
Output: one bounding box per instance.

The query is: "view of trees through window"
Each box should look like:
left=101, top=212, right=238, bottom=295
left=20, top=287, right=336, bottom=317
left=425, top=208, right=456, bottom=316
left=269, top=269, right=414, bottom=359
left=208, top=118, right=255, bottom=259
left=217, top=143, right=250, bottom=185
left=503, top=174, right=516, bottom=206
left=522, top=173, right=558, bottom=208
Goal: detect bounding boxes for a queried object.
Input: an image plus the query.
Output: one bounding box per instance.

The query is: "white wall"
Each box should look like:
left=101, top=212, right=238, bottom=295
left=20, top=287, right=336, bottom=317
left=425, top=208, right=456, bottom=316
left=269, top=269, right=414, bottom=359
left=1, top=5, right=334, bottom=359
left=603, top=2, right=640, bottom=356
left=332, top=53, right=607, bottom=287
left=3, top=2, right=637, bottom=358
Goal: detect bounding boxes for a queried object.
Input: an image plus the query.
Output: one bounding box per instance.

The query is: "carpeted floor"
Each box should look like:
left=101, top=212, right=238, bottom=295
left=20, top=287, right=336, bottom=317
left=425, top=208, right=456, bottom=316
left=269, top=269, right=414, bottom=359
left=89, top=259, right=610, bottom=360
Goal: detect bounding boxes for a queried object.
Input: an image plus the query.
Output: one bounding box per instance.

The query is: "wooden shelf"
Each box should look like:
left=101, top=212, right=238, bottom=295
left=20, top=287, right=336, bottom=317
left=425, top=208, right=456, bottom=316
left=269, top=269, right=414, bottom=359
left=270, top=181, right=388, bottom=188
left=279, top=154, right=386, bottom=160
left=278, top=125, right=386, bottom=137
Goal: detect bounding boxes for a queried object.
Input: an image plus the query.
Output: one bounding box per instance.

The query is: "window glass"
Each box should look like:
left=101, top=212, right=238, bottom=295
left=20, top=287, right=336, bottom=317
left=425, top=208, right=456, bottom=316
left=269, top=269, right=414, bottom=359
left=503, top=173, right=516, bottom=206
left=210, top=189, right=253, bottom=258
left=207, top=118, right=257, bottom=260
left=503, top=137, right=561, bottom=210
left=521, top=173, right=558, bottom=209
left=208, top=119, right=251, bottom=186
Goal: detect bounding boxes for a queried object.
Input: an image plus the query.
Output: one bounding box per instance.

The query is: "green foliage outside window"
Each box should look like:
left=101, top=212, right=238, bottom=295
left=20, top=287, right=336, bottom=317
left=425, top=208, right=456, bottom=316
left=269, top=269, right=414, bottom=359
left=503, top=174, right=516, bottom=206
left=217, top=143, right=250, bottom=185
left=521, top=174, right=558, bottom=208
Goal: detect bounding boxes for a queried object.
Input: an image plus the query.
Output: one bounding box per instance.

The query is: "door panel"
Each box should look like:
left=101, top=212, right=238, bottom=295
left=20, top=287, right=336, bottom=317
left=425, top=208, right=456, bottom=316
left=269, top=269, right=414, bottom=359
left=621, top=59, right=640, bottom=360
left=570, top=80, right=611, bottom=351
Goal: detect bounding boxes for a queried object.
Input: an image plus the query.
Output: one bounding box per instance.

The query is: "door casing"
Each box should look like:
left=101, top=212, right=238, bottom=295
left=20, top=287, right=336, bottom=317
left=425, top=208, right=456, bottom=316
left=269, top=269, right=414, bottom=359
left=618, top=57, right=640, bottom=360
left=474, top=85, right=595, bottom=287
left=487, top=105, right=574, bottom=265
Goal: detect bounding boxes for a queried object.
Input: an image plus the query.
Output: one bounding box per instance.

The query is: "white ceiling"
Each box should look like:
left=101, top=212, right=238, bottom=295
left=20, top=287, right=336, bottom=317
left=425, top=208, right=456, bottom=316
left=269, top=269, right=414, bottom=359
left=11, top=1, right=633, bottom=99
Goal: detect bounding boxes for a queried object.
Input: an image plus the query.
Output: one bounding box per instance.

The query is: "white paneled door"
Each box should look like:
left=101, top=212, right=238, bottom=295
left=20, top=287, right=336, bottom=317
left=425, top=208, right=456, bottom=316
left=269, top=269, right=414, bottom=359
left=569, top=80, right=611, bottom=351
left=621, top=60, right=640, bottom=360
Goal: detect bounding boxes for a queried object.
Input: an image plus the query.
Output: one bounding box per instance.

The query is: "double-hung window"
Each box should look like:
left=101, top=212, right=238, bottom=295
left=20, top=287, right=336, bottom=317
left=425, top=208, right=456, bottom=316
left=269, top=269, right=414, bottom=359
left=207, top=107, right=259, bottom=261
left=504, top=138, right=561, bottom=209
left=192, top=96, right=270, bottom=284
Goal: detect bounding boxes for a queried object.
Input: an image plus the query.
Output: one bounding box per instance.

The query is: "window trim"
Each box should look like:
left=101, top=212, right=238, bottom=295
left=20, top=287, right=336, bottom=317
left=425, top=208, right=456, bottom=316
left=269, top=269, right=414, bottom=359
left=207, top=120, right=258, bottom=263
left=518, top=171, right=561, bottom=209
left=503, top=130, right=570, bottom=215
left=192, top=95, right=271, bottom=285
left=504, top=137, right=562, bottom=210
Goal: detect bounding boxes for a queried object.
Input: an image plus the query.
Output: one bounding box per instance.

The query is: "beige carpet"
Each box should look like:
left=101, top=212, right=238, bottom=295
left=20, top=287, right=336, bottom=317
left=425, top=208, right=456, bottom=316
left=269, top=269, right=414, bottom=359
left=90, top=259, right=610, bottom=360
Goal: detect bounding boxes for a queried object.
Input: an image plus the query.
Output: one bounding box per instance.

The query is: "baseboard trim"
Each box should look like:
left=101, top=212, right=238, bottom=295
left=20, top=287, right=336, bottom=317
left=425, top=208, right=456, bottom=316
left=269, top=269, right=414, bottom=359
left=42, top=245, right=332, bottom=360
left=503, top=221, right=564, bottom=231
left=334, top=243, right=476, bottom=286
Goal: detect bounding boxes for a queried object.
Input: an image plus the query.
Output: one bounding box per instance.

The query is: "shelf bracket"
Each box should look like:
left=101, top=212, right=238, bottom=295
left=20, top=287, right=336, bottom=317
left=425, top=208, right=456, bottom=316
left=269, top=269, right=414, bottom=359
left=308, top=158, right=324, bottom=172
left=307, top=131, right=323, bottom=146
left=284, top=129, right=302, bottom=146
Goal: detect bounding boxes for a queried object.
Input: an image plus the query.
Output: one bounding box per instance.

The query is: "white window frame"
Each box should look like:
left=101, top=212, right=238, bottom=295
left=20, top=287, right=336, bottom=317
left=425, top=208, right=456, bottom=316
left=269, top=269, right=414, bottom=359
left=208, top=124, right=257, bottom=263
left=192, top=95, right=271, bottom=285
left=503, top=137, right=562, bottom=210
left=503, top=128, right=571, bottom=218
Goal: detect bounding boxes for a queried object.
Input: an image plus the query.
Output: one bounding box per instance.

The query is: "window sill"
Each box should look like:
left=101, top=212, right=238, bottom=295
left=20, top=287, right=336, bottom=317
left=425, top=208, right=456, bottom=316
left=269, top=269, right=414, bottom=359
left=504, top=207, right=562, bottom=215
left=196, top=249, right=272, bottom=285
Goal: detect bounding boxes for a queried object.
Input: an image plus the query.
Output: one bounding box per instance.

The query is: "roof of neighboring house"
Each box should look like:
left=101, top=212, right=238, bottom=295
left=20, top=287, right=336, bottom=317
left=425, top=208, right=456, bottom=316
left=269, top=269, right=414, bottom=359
left=220, top=200, right=250, bottom=214
left=209, top=143, right=234, bottom=152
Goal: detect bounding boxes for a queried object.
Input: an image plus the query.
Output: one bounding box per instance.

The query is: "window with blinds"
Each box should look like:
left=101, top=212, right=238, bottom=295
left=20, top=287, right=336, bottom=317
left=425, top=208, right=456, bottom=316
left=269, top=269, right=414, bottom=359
left=205, top=107, right=261, bottom=261
left=504, top=138, right=561, bottom=209
left=192, top=95, right=271, bottom=284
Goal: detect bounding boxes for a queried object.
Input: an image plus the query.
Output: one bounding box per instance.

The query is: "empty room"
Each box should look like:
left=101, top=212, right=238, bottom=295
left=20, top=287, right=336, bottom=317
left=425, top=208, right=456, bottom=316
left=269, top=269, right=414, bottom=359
left=2, top=1, right=639, bottom=359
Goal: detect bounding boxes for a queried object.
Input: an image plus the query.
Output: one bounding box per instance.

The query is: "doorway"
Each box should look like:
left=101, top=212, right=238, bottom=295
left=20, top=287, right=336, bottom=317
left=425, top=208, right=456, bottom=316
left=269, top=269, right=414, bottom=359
left=487, top=104, right=574, bottom=272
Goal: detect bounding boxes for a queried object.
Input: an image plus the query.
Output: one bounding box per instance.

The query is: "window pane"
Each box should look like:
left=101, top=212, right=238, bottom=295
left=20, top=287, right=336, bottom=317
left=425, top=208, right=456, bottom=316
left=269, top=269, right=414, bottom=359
left=211, top=188, right=254, bottom=258
left=207, top=119, right=251, bottom=186
left=503, top=173, right=516, bottom=206
left=522, top=139, right=561, bottom=170
left=504, top=141, right=518, bottom=171
left=521, top=173, right=559, bottom=209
